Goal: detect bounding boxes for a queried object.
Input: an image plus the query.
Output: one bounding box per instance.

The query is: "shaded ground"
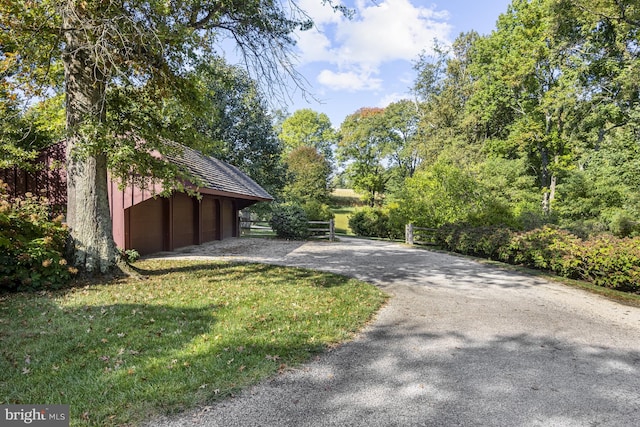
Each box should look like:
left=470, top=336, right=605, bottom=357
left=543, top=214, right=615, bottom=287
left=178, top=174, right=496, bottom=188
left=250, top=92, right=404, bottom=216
left=147, top=237, right=640, bottom=427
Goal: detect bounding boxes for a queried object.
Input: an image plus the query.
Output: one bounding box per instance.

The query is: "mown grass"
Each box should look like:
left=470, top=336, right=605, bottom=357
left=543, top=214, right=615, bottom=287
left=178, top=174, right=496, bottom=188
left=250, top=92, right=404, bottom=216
left=332, top=207, right=356, bottom=235
left=0, top=260, right=388, bottom=426
left=330, top=188, right=363, bottom=235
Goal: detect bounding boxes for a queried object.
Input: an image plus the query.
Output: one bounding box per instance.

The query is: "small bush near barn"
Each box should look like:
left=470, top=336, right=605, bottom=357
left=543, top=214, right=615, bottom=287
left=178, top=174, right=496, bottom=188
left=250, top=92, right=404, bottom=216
left=269, top=203, right=311, bottom=240
left=0, top=181, right=75, bottom=291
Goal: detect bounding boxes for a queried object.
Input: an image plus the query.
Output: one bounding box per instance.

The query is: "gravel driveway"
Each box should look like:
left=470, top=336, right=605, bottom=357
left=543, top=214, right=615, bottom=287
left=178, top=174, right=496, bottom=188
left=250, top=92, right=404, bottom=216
left=148, top=237, right=640, bottom=427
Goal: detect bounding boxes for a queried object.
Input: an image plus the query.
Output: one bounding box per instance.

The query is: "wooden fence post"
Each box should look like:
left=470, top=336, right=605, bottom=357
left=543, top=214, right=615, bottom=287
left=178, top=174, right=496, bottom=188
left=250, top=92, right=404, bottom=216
left=406, top=223, right=414, bottom=245
left=329, top=218, right=335, bottom=242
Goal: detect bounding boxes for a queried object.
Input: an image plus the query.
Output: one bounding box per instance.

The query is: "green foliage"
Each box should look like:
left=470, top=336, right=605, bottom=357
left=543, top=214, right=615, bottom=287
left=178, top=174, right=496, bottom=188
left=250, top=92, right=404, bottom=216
left=187, top=59, right=286, bottom=198
left=303, top=200, right=334, bottom=222
left=0, top=182, right=75, bottom=291
left=436, top=223, right=640, bottom=293
left=348, top=207, right=404, bottom=240
left=118, top=248, right=140, bottom=264
left=279, top=109, right=336, bottom=161
left=337, top=108, right=391, bottom=206
left=283, top=146, right=332, bottom=205
left=269, top=204, right=310, bottom=240
left=500, top=226, right=582, bottom=272
left=397, top=162, right=484, bottom=228
left=436, top=223, right=515, bottom=259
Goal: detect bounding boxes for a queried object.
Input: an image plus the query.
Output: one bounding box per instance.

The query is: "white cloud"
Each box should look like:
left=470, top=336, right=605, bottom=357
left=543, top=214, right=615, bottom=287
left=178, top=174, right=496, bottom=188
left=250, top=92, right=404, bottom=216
left=297, top=0, right=345, bottom=26
left=377, top=92, right=411, bottom=108
left=317, top=69, right=383, bottom=91
left=295, top=0, right=452, bottom=92
left=336, top=0, right=451, bottom=66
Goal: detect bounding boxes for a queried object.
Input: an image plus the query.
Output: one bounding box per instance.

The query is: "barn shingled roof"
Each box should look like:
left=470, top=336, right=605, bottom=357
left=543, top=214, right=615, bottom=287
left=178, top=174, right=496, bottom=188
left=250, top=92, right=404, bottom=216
left=164, top=144, right=273, bottom=201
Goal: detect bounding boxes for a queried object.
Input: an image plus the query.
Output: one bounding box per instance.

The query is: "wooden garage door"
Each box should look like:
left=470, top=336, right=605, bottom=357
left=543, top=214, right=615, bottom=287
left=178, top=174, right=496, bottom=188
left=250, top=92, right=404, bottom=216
left=201, top=196, right=219, bottom=243
left=127, top=197, right=164, bottom=255
left=172, top=192, right=196, bottom=249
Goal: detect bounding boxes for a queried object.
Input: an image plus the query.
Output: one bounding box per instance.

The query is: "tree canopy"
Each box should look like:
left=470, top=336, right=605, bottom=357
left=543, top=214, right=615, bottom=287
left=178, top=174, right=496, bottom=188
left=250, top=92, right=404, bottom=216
left=279, top=108, right=336, bottom=161
left=336, top=0, right=640, bottom=235
left=1, top=0, right=344, bottom=273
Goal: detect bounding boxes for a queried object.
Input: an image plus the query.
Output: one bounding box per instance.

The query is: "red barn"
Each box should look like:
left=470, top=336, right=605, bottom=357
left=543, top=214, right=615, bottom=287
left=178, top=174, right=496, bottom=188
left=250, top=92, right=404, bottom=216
left=2, top=143, right=273, bottom=256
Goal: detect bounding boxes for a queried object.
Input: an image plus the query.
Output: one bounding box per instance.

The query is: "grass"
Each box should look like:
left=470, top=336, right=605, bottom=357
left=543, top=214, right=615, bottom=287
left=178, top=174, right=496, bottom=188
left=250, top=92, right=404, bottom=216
left=332, top=206, right=356, bottom=235
left=0, top=260, right=388, bottom=426
left=330, top=188, right=364, bottom=235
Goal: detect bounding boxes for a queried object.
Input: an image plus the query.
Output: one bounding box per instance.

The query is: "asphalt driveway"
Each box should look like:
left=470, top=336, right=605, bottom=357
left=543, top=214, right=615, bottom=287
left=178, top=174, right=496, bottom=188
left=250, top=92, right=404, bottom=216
left=149, top=237, right=640, bottom=427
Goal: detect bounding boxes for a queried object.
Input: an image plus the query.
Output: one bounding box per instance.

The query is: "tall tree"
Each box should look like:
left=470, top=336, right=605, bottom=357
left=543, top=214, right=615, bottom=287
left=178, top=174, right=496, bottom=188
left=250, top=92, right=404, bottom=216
left=467, top=0, right=573, bottom=214
left=186, top=59, right=286, bottom=198
left=1, top=0, right=338, bottom=274
left=383, top=99, right=421, bottom=181
left=337, top=107, right=391, bottom=206
left=279, top=109, right=336, bottom=161
left=551, top=0, right=640, bottom=149
left=283, top=146, right=332, bottom=205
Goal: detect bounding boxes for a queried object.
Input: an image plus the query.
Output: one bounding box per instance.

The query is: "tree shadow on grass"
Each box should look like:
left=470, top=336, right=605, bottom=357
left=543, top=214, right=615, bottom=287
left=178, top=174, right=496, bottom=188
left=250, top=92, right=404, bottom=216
left=129, top=261, right=358, bottom=289
left=0, top=260, right=378, bottom=426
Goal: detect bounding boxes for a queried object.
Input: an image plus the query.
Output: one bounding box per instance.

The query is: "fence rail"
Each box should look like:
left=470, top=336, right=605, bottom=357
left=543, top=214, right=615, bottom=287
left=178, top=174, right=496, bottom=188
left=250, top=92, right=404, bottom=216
left=405, top=223, right=437, bottom=246
left=240, top=219, right=335, bottom=241
left=240, top=220, right=273, bottom=236
left=308, top=219, right=336, bottom=242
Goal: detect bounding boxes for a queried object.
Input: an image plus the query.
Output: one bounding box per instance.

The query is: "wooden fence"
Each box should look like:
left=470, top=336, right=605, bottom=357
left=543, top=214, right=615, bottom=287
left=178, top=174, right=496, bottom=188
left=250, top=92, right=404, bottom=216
left=405, top=223, right=437, bottom=246
left=240, top=219, right=335, bottom=242
left=308, top=219, right=336, bottom=242
left=240, top=220, right=272, bottom=236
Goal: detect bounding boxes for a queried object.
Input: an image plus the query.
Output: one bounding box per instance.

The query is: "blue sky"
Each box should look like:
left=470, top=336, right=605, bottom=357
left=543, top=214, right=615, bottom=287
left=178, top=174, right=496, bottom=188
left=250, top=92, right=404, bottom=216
left=284, top=0, right=513, bottom=127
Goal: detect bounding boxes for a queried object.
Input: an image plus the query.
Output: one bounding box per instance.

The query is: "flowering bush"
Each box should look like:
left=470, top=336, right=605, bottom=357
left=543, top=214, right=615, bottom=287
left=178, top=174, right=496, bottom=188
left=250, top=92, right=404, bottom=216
left=0, top=181, right=76, bottom=291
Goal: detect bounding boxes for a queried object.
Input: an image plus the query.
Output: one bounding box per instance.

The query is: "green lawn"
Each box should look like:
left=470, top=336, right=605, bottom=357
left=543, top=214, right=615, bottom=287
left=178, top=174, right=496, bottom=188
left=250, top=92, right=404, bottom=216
left=332, top=206, right=356, bottom=235
left=0, top=260, right=387, bottom=426
left=330, top=188, right=364, bottom=235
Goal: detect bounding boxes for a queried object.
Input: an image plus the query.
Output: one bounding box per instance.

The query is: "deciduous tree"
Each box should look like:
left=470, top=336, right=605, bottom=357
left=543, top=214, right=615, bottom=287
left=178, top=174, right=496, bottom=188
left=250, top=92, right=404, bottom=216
left=1, top=0, right=340, bottom=273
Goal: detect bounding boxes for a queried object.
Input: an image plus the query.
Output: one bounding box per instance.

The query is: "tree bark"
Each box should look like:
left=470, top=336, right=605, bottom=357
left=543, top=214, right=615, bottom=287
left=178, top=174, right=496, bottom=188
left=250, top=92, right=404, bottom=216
left=62, top=4, right=118, bottom=274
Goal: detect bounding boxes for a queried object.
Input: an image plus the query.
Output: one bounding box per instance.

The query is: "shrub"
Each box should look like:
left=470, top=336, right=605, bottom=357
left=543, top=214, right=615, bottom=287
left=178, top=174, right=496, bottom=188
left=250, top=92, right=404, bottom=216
left=436, top=222, right=640, bottom=293
left=269, top=204, right=310, bottom=240
left=0, top=182, right=75, bottom=291
left=435, top=223, right=514, bottom=259
left=303, top=200, right=334, bottom=221
left=576, top=235, right=640, bottom=292
left=501, top=226, right=582, bottom=272
left=118, top=248, right=140, bottom=264
left=348, top=207, right=403, bottom=239
left=608, top=210, right=639, bottom=238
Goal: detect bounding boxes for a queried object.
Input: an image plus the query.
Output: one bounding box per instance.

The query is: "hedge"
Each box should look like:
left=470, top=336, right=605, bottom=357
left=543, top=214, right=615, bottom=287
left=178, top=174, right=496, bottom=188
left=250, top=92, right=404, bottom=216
left=436, top=223, right=640, bottom=293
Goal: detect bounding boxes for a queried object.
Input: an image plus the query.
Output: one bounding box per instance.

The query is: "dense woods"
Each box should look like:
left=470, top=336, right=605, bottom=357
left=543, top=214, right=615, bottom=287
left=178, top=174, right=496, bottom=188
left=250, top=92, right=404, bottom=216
left=337, top=0, right=640, bottom=239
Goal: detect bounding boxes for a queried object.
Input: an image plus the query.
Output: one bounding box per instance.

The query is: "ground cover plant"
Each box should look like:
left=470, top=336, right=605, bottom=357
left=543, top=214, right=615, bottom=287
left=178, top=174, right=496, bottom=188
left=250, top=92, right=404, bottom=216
left=0, top=260, right=387, bottom=426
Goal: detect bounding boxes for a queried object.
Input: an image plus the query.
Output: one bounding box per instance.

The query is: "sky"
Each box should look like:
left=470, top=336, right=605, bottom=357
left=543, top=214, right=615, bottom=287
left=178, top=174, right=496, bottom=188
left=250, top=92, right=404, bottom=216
left=283, top=0, right=513, bottom=127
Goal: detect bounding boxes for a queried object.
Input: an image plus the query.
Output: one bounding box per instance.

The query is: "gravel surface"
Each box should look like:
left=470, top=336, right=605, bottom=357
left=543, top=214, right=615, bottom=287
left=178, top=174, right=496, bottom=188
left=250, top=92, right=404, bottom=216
left=146, top=237, right=640, bottom=427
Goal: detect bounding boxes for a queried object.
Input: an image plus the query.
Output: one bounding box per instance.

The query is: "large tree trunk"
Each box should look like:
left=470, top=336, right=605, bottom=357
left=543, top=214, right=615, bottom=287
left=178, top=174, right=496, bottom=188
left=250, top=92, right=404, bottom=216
left=62, top=5, right=118, bottom=274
